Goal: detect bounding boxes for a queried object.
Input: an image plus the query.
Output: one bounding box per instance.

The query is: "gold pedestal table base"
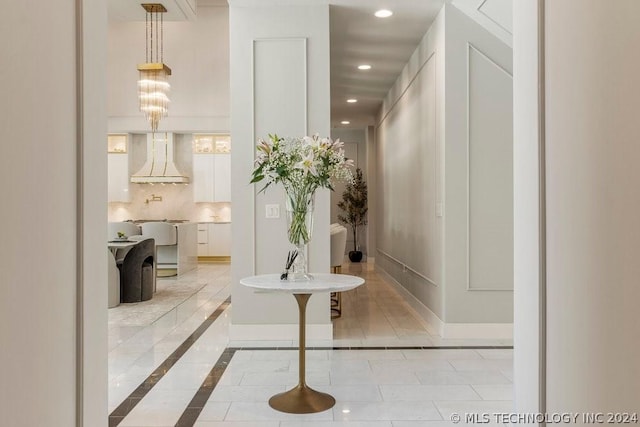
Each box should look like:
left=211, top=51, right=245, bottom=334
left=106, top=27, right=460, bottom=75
left=269, top=384, right=335, bottom=414
left=269, top=294, right=335, bottom=413
left=239, top=274, right=365, bottom=414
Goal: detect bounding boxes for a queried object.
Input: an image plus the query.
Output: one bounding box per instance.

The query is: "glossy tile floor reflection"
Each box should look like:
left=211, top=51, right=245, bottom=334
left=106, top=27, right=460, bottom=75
left=108, top=262, right=514, bottom=426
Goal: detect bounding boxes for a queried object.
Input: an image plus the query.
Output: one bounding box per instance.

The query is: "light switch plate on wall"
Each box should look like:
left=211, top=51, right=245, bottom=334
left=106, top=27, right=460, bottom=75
left=265, top=204, right=280, bottom=218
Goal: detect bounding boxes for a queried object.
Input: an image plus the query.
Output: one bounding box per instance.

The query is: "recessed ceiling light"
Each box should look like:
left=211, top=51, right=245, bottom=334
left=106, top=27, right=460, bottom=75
left=341, top=121, right=350, bottom=125
left=347, top=99, right=358, bottom=103
left=357, top=64, right=371, bottom=70
left=374, top=9, right=393, bottom=18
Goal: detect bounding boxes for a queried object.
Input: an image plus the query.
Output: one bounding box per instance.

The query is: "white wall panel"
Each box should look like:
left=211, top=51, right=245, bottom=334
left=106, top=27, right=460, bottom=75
left=467, top=45, right=513, bottom=291
left=254, top=38, right=307, bottom=276
left=443, top=4, right=513, bottom=326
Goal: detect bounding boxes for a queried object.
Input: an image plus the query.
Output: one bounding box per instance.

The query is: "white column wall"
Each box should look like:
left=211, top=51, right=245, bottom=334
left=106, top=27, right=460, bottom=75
left=0, top=0, right=107, bottom=425
left=81, top=0, right=109, bottom=425
left=513, top=0, right=543, bottom=413
left=230, top=0, right=331, bottom=340
left=544, top=0, right=640, bottom=413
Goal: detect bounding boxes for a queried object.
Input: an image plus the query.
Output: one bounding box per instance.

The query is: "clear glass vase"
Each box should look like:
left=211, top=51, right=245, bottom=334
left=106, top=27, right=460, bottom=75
left=285, top=190, right=315, bottom=281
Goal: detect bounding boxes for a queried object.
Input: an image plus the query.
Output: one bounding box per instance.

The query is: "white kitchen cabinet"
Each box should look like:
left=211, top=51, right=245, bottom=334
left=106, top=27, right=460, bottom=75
left=107, top=134, right=130, bottom=202
left=197, top=223, right=231, bottom=258
left=197, top=223, right=209, bottom=256
left=193, top=134, right=231, bottom=203
left=193, top=154, right=215, bottom=202
left=209, top=223, right=231, bottom=256
left=192, top=153, right=231, bottom=202
left=213, top=154, right=231, bottom=202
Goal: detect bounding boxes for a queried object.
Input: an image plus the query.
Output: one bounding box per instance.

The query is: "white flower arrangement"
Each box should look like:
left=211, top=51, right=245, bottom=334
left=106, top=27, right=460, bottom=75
left=251, top=133, right=354, bottom=246
left=251, top=133, right=354, bottom=194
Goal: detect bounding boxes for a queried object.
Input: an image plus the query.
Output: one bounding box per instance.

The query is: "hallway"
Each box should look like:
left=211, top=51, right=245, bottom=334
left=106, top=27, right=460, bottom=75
left=108, top=263, right=513, bottom=426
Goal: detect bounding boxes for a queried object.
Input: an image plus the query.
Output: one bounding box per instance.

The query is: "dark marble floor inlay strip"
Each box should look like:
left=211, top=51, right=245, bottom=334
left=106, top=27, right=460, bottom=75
left=174, top=348, right=237, bottom=427
left=108, top=297, right=231, bottom=427
left=228, top=345, right=514, bottom=351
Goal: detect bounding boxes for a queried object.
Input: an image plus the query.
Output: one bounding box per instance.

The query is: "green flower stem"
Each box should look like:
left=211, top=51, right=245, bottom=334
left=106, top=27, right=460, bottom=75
left=285, top=187, right=314, bottom=246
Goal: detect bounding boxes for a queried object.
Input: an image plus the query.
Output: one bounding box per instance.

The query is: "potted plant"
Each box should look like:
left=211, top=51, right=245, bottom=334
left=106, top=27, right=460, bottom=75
left=337, top=167, right=368, bottom=262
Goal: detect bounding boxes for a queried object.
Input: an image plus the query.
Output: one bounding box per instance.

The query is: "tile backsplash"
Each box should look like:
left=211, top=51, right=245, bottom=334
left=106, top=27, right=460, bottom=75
left=108, top=133, right=232, bottom=223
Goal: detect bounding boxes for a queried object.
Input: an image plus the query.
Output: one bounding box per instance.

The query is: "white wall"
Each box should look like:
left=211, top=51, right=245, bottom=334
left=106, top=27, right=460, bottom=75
left=376, top=7, right=446, bottom=321
left=451, top=0, right=513, bottom=48
left=107, top=5, right=230, bottom=133
left=0, top=0, right=107, bottom=425
left=544, top=0, right=640, bottom=413
left=365, top=126, right=377, bottom=261
left=375, top=3, right=514, bottom=336
left=230, top=1, right=332, bottom=340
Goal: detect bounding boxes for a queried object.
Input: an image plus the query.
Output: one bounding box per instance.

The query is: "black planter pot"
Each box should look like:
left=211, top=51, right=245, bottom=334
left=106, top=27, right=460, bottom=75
left=348, top=250, right=363, bottom=263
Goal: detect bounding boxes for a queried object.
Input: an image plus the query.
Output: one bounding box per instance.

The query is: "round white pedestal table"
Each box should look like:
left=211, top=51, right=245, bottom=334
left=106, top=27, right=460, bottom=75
left=239, top=273, right=364, bottom=414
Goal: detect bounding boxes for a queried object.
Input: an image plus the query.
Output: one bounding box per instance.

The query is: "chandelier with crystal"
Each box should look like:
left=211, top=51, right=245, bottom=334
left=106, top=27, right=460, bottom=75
left=138, top=3, right=171, bottom=132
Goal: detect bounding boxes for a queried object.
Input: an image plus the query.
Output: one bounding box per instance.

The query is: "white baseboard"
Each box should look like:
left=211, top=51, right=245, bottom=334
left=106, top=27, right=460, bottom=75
left=229, top=323, right=333, bottom=341
left=376, top=266, right=513, bottom=340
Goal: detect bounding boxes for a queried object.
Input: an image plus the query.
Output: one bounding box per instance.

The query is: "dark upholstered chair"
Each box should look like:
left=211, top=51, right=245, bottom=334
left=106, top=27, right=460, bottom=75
left=117, top=238, right=155, bottom=303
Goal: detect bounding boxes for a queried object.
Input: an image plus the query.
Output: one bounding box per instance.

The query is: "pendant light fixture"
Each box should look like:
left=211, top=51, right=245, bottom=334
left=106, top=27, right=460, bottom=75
left=138, top=3, right=171, bottom=132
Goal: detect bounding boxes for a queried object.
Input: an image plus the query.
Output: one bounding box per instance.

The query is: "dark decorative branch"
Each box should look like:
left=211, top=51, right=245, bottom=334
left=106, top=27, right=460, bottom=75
left=337, top=168, right=368, bottom=252
left=280, top=250, right=299, bottom=280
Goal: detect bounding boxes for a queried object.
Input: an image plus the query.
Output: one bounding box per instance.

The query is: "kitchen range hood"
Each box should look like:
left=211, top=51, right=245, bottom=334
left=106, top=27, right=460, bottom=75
left=131, top=132, right=189, bottom=184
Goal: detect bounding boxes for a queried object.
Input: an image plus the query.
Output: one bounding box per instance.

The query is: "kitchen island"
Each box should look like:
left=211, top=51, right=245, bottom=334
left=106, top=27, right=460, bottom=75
left=127, top=221, right=198, bottom=276
left=175, top=222, right=198, bottom=275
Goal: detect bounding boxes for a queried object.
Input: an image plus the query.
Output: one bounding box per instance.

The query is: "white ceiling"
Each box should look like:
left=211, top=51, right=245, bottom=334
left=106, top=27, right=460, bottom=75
left=329, top=0, right=445, bottom=128
left=109, top=0, right=446, bottom=129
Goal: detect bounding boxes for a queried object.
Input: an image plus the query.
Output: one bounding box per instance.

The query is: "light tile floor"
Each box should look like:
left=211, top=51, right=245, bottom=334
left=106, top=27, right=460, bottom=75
left=109, top=262, right=514, bottom=426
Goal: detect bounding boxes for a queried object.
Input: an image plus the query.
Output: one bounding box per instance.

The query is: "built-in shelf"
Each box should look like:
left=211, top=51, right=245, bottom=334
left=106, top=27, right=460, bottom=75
left=193, top=134, right=231, bottom=154
left=107, top=134, right=128, bottom=153
left=107, top=134, right=130, bottom=202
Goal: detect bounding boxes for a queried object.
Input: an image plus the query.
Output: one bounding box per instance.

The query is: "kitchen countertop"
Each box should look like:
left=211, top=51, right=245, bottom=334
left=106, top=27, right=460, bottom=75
left=198, top=221, right=231, bottom=224
left=131, top=219, right=191, bottom=224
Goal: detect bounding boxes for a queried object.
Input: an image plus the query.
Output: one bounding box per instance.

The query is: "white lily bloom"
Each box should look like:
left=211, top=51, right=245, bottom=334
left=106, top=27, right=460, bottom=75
left=302, top=135, right=315, bottom=147
left=294, top=151, right=318, bottom=176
